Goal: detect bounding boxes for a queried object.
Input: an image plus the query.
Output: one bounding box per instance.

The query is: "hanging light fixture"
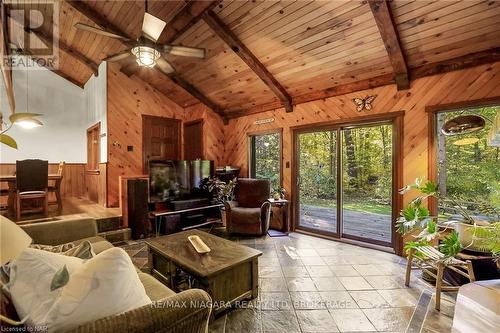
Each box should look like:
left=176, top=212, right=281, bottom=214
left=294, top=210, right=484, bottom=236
left=131, top=46, right=160, bottom=68
left=441, top=115, right=486, bottom=136
left=16, top=58, right=43, bottom=129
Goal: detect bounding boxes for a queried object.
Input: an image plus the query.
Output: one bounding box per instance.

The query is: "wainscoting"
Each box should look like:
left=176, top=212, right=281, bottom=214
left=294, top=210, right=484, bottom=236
left=0, top=163, right=106, bottom=206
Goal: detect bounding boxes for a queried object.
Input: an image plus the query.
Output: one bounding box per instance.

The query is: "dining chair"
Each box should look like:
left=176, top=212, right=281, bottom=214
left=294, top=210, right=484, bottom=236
left=48, top=161, right=65, bottom=211
left=15, top=159, right=49, bottom=221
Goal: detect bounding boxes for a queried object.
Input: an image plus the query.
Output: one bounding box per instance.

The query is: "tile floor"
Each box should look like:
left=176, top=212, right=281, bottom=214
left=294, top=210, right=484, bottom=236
left=122, top=231, right=456, bottom=333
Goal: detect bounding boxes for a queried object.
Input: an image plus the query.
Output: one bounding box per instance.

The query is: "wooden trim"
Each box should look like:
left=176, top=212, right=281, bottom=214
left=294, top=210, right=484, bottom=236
left=290, top=110, right=405, bottom=132
left=425, top=96, right=500, bottom=114
left=226, top=74, right=395, bottom=119
left=203, top=11, right=293, bottom=113
left=413, top=47, right=500, bottom=80
left=226, top=51, right=500, bottom=120
left=247, top=128, right=284, bottom=189
left=157, top=0, right=219, bottom=44
left=291, top=112, right=404, bottom=254
left=368, top=0, right=409, bottom=90
left=426, top=96, right=500, bottom=216
left=86, top=122, right=101, bottom=172
left=393, top=114, right=404, bottom=255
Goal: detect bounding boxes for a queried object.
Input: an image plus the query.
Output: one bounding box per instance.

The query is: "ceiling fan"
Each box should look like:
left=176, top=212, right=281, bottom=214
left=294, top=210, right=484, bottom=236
left=73, top=0, right=205, bottom=74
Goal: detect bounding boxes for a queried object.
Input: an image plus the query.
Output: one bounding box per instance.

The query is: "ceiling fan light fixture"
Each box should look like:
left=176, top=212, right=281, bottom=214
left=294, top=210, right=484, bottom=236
left=441, top=115, right=486, bottom=136
left=132, top=46, right=160, bottom=68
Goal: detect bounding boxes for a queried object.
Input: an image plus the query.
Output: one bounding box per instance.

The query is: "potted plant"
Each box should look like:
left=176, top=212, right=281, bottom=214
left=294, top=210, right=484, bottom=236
left=397, top=178, right=499, bottom=258
left=202, top=177, right=236, bottom=226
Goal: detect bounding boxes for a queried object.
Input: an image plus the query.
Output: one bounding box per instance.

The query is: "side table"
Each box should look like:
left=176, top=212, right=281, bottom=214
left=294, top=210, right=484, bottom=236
left=267, top=198, right=290, bottom=236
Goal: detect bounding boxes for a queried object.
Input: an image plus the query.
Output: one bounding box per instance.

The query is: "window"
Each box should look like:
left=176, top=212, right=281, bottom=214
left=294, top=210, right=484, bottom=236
left=249, top=131, right=281, bottom=192
left=436, top=106, right=499, bottom=217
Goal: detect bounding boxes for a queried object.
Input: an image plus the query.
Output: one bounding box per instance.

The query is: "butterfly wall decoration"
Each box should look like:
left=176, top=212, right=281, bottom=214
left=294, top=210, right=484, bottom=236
left=352, top=95, right=377, bottom=112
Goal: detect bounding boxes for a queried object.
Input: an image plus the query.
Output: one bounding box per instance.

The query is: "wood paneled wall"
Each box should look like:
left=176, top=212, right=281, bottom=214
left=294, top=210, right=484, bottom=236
left=185, top=104, right=225, bottom=166
left=224, top=62, right=500, bottom=209
left=106, top=63, right=225, bottom=207
left=0, top=163, right=86, bottom=199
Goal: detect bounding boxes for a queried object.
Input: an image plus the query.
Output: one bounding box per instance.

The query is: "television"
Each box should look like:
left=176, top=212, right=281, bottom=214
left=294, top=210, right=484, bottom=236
left=149, top=160, right=214, bottom=203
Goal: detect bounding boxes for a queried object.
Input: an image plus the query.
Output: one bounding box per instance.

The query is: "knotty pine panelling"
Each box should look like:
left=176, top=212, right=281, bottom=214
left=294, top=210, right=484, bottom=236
left=224, top=62, right=500, bottom=208
left=106, top=63, right=225, bottom=207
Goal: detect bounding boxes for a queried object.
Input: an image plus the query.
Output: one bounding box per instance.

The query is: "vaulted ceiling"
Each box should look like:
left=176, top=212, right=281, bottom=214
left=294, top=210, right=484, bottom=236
left=5, top=0, right=500, bottom=120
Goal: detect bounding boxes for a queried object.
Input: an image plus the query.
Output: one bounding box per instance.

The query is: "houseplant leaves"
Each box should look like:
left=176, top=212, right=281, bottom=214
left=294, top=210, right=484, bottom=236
left=0, top=134, right=17, bottom=149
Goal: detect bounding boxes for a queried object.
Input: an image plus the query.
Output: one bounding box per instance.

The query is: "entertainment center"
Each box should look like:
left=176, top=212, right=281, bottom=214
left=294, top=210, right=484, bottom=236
left=122, top=159, right=223, bottom=239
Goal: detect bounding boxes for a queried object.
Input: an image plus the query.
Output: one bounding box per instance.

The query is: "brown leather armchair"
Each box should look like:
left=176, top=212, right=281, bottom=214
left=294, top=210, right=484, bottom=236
left=224, top=178, right=271, bottom=235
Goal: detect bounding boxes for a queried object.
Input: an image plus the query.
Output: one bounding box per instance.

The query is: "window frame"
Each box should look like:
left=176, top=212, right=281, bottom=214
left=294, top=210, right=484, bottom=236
left=427, top=97, right=500, bottom=215
left=247, top=128, right=283, bottom=190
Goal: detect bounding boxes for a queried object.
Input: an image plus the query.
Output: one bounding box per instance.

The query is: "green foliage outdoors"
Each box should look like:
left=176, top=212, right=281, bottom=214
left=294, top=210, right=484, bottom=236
left=253, top=133, right=281, bottom=192
left=298, top=125, right=393, bottom=214
left=439, top=106, right=499, bottom=208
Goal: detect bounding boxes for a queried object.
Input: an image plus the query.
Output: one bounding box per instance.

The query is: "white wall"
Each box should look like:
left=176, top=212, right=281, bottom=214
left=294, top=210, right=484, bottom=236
left=84, top=62, right=107, bottom=163
left=0, top=58, right=107, bottom=164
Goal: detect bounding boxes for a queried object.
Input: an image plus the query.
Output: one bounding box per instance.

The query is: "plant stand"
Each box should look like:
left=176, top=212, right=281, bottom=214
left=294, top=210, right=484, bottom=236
left=405, top=246, right=476, bottom=311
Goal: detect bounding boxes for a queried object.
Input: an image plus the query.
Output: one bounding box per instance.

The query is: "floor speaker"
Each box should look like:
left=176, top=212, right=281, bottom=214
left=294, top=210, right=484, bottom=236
left=126, top=179, right=149, bottom=239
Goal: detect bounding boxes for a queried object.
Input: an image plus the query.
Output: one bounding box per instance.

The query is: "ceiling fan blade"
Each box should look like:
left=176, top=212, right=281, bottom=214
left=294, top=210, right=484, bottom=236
left=74, top=23, right=131, bottom=41
left=142, top=12, right=167, bottom=42
left=156, top=57, right=175, bottom=75
left=103, top=50, right=132, bottom=62
left=163, top=45, right=205, bottom=59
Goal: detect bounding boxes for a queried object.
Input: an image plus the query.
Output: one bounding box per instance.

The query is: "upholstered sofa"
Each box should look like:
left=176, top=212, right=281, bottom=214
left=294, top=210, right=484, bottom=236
left=12, top=217, right=212, bottom=333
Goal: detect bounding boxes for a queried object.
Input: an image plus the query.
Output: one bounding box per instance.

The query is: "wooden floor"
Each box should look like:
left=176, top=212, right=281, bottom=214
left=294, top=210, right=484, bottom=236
left=1, top=197, right=121, bottom=224
left=299, top=205, right=392, bottom=243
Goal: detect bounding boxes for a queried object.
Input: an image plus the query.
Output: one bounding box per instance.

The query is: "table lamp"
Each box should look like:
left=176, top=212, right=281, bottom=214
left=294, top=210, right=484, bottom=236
left=0, top=216, right=32, bottom=325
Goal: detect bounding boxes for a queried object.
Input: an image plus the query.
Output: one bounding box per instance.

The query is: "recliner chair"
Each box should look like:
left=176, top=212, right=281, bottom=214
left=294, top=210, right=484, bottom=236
left=224, top=178, right=271, bottom=235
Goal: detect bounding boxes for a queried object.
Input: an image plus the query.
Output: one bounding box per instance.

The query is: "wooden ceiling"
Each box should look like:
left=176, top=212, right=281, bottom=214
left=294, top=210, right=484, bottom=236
left=4, top=0, right=500, bottom=120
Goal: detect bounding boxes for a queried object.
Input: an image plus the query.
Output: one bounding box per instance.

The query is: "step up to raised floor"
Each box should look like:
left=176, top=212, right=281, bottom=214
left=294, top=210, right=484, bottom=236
left=98, top=228, right=132, bottom=244
left=95, top=216, right=122, bottom=233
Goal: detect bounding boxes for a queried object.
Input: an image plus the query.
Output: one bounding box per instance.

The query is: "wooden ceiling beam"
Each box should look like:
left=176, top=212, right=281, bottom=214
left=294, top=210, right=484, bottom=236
left=66, top=0, right=225, bottom=119
left=25, top=26, right=99, bottom=76
left=411, top=47, right=500, bottom=79
left=65, top=0, right=133, bottom=43
left=157, top=0, right=219, bottom=44
left=203, top=10, right=293, bottom=113
left=226, top=74, right=395, bottom=119
left=166, top=70, right=226, bottom=119
left=369, top=0, right=409, bottom=90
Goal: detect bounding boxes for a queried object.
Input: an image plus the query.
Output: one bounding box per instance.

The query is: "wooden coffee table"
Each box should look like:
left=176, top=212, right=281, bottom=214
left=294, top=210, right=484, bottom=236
left=146, top=230, right=262, bottom=314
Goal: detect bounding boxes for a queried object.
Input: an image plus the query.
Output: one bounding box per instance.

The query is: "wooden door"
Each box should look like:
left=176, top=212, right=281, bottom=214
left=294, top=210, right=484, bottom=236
left=86, top=123, right=100, bottom=203
left=142, top=115, right=181, bottom=172
left=184, top=120, right=204, bottom=160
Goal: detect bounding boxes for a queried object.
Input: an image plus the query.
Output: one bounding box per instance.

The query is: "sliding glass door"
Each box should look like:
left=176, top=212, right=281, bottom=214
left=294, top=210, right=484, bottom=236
left=296, top=122, right=394, bottom=247
left=341, top=125, right=393, bottom=245
left=298, top=130, right=338, bottom=235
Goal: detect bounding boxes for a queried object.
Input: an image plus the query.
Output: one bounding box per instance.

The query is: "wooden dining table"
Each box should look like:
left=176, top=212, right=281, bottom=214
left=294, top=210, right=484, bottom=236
left=0, top=174, right=62, bottom=212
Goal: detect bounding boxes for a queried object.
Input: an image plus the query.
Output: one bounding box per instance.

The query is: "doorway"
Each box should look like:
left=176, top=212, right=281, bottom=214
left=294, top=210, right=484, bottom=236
left=294, top=116, right=402, bottom=250
left=142, top=115, right=181, bottom=172
left=86, top=123, right=100, bottom=203
left=184, top=120, right=204, bottom=160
